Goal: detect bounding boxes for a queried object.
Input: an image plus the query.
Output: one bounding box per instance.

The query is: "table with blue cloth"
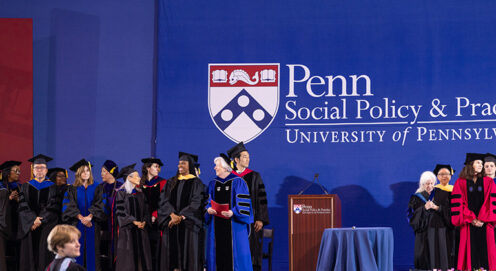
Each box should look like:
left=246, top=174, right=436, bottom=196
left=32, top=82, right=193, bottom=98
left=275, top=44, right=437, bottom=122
left=316, top=227, right=394, bottom=271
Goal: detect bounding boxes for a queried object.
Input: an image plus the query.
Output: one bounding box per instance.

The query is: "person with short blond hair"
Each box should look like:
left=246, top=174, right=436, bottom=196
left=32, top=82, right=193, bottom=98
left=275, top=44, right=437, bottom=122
left=46, top=224, right=86, bottom=271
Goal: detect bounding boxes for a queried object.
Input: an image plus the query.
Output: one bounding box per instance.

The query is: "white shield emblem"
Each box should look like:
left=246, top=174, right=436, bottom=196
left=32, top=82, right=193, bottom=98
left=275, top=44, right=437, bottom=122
left=208, top=63, right=280, bottom=143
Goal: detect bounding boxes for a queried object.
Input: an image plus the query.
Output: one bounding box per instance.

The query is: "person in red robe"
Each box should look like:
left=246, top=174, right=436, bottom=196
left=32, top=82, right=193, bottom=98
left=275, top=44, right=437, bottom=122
left=451, top=153, right=496, bottom=270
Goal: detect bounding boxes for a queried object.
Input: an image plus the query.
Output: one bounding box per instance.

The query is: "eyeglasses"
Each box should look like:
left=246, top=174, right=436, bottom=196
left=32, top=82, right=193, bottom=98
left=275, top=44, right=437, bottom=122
left=33, top=166, right=47, bottom=170
left=10, top=169, right=21, bottom=174
left=437, top=173, right=450, bottom=176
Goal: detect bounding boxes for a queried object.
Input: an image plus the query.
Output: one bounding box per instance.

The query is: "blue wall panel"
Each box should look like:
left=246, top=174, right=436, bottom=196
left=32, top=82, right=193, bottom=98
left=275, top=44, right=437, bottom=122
left=0, top=0, right=156, bottom=171
left=156, top=1, right=496, bottom=270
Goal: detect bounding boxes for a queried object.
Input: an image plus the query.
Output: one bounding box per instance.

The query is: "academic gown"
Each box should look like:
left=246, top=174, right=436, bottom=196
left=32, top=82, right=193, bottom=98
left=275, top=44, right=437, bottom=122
left=451, top=177, right=496, bottom=270
left=62, top=183, right=105, bottom=271
left=142, top=176, right=166, bottom=271
left=407, top=187, right=455, bottom=270
left=157, top=175, right=204, bottom=271
left=52, top=185, right=69, bottom=223
left=115, top=187, right=152, bottom=271
left=407, top=191, right=431, bottom=270
left=18, top=179, right=59, bottom=271
left=206, top=173, right=254, bottom=271
left=99, top=180, right=122, bottom=270
left=0, top=184, right=9, bottom=271
left=46, top=257, right=87, bottom=271
left=0, top=181, right=20, bottom=271
left=430, top=187, right=456, bottom=269
left=232, top=169, right=269, bottom=270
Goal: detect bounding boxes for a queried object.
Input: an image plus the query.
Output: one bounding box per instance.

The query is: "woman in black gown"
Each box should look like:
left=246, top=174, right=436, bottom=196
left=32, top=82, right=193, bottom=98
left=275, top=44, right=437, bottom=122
left=0, top=160, right=22, bottom=270
left=408, top=170, right=452, bottom=270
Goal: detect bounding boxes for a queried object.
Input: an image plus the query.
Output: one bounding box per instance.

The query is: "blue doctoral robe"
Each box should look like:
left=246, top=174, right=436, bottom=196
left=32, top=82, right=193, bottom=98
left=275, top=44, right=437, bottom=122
left=62, top=183, right=104, bottom=271
left=205, top=173, right=253, bottom=271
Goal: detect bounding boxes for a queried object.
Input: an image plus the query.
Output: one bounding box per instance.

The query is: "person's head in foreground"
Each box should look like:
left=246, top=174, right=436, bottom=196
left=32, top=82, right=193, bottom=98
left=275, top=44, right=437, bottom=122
left=47, top=224, right=81, bottom=258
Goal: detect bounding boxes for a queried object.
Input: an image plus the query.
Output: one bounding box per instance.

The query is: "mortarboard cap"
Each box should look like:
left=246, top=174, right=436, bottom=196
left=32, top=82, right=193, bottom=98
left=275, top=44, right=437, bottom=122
left=48, top=167, right=68, bottom=179
left=433, top=164, right=455, bottom=176
left=226, top=142, right=248, bottom=159
left=69, top=159, right=91, bottom=172
left=219, top=153, right=235, bottom=170
left=179, top=152, right=198, bottom=163
left=0, top=160, right=22, bottom=171
left=484, top=153, right=496, bottom=163
left=178, top=152, right=198, bottom=175
left=103, top=160, right=119, bottom=178
left=141, top=157, right=164, bottom=167
left=28, top=154, right=53, bottom=165
left=117, top=163, right=137, bottom=180
left=464, top=153, right=485, bottom=165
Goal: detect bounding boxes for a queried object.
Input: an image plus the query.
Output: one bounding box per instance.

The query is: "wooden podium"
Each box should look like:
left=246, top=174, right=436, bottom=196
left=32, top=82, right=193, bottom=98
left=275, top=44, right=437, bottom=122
left=288, top=194, right=341, bottom=271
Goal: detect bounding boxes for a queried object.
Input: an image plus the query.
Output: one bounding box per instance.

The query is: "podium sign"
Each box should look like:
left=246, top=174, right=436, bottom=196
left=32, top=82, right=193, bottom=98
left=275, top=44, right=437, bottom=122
left=288, top=194, right=341, bottom=271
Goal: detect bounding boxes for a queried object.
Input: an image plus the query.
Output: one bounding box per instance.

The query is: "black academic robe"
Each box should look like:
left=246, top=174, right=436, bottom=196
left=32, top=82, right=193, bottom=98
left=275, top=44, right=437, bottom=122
left=51, top=185, right=69, bottom=223
left=408, top=191, right=431, bottom=270
left=233, top=169, right=269, bottom=270
left=0, top=186, right=9, bottom=271
left=18, top=180, right=59, bottom=271
left=408, top=188, right=457, bottom=270
left=98, top=181, right=122, bottom=271
left=157, top=175, right=204, bottom=271
left=46, top=257, right=87, bottom=271
left=142, top=176, right=166, bottom=271
left=0, top=182, right=20, bottom=271
left=427, top=188, right=455, bottom=270
left=115, top=187, right=152, bottom=271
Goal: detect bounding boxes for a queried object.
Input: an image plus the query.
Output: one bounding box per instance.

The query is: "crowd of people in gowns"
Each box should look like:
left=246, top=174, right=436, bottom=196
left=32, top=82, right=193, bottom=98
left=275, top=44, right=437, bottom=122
left=0, top=141, right=270, bottom=271
left=408, top=152, right=496, bottom=271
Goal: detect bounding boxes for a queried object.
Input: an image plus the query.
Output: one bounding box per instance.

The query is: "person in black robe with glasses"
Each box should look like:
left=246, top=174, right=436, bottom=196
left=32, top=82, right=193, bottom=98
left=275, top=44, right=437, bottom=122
left=47, top=167, right=69, bottom=224
left=18, top=154, right=59, bottom=271
left=0, top=160, right=22, bottom=270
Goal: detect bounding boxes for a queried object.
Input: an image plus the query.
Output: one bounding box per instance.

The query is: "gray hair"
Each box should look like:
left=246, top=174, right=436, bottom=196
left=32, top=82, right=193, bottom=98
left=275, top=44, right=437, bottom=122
left=415, top=171, right=437, bottom=193
left=214, top=157, right=232, bottom=172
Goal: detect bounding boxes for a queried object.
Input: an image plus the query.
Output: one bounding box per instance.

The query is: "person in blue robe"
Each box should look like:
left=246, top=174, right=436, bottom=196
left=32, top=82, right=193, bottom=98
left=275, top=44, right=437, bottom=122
left=206, top=154, right=253, bottom=271
left=18, top=154, right=59, bottom=271
left=62, top=159, right=105, bottom=271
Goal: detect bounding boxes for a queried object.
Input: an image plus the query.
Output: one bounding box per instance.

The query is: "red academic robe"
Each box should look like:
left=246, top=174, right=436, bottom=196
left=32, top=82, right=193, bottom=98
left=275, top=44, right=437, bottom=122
left=451, top=177, right=496, bottom=270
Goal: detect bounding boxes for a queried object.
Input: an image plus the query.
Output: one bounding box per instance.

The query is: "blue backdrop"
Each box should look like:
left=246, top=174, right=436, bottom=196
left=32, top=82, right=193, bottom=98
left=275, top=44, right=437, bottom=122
left=156, top=1, right=496, bottom=270
left=0, top=0, right=156, bottom=170
left=3, top=0, right=496, bottom=269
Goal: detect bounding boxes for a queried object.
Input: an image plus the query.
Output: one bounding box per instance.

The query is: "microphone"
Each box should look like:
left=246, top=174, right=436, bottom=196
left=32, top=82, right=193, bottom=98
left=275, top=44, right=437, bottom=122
left=297, top=173, right=328, bottom=195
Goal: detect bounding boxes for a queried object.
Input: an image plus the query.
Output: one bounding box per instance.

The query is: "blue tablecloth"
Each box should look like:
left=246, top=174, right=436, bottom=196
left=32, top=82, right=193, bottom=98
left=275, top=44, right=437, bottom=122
left=316, top=227, right=394, bottom=271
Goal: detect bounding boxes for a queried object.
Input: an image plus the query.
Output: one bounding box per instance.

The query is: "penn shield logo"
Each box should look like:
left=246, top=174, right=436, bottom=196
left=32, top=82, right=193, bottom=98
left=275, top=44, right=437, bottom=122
left=293, top=204, right=302, bottom=214
left=208, top=63, right=279, bottom=143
